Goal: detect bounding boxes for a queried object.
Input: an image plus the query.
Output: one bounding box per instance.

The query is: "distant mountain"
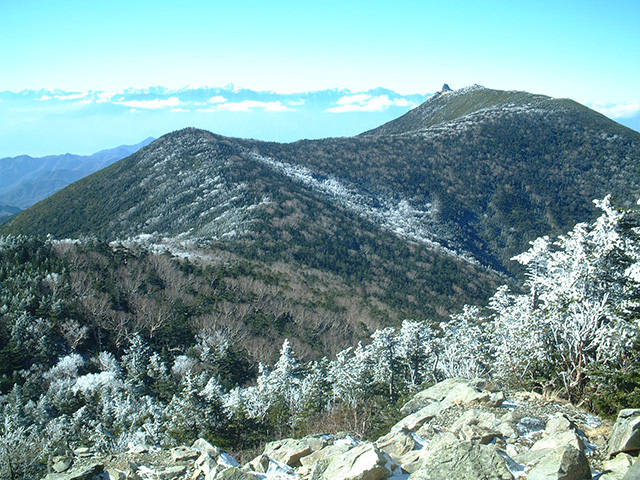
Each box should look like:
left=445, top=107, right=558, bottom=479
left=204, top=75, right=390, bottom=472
left=0, top=86, right=432, bottom=158
left=3, top=85, right=639, bottom=348
left=0, top=137, right=154, bottom=209
left=0, top=203, right=21, bottom=224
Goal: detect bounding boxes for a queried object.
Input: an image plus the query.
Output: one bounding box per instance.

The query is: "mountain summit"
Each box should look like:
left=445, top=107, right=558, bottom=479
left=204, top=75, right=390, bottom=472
left=2, top=85, right=639, bottom=326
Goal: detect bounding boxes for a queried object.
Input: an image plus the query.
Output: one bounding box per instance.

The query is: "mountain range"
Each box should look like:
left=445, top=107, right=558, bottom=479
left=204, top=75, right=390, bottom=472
left=0, top=138, right=154, bottom=222
left=2, top=84, right=639, bottom=356
left=0, top=86, right=432, bottom=159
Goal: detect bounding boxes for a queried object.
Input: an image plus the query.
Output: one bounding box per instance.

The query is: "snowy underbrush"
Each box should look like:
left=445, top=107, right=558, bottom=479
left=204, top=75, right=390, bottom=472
left=1, top=197, right=639, bottom=480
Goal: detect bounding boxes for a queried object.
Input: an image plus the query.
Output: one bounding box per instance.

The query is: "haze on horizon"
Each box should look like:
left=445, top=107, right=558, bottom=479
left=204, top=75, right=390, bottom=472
left=1, top=0, right=639, bottom=156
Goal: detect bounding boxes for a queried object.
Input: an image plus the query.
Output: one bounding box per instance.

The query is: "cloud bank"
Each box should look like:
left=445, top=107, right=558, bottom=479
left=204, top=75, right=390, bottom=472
left=589, top=101, right=640, bottom=119
left=325, top=94, right=413, bottom=113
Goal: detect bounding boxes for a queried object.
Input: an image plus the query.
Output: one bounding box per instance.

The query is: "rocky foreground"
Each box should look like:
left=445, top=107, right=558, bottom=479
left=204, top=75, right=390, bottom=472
left=42, top=378, right=640, bottom=480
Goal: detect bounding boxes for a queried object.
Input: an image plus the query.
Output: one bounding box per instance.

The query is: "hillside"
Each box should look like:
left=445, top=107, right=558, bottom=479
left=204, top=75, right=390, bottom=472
left=0, top=137, right=154, bottom=209
left=2, top=86, right=640, bottom=335
left=1, top=86, right=640, bottom=479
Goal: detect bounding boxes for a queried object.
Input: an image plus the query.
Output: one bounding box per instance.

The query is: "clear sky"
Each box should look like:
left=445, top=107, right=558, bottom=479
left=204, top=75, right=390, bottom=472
left=2, top=0, right=639, bottom=105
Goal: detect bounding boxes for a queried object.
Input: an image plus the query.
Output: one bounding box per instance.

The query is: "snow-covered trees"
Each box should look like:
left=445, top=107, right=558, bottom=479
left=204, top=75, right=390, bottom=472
left=0, top=196, right=638, bottom=476
left=486, top=196, right=640, bottom=397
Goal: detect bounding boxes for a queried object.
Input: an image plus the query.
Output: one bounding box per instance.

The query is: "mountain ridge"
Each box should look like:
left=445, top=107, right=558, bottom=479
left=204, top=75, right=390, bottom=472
left=0, top=137, right=155, bottom=210
left=2, top=85, right=639, bottom=330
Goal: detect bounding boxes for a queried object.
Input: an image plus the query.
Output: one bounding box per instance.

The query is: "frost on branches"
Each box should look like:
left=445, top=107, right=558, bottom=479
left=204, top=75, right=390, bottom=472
left=488, top=196, right=640, bottom=397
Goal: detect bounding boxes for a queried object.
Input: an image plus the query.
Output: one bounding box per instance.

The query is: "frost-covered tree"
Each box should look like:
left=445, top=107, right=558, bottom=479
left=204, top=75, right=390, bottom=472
left=369, top=327, right=400, bottom=398
left=437, top=305, right=491, bottom=380
left=488, top=196, right=640, bottom=397
left=395, top=320, right=435, bottom=391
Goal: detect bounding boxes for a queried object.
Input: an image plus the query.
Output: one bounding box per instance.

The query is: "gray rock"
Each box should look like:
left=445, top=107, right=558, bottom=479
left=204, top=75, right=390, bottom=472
left=300, top=443, right=354, bottom=467
left=43, top=462, right=104, bottom=480
left=263, top=437, right=312, bottom=466
left=309, top=442, right=396, bottom=480
left=192, top=438, right=222, bottom=457
left=394, top=401, right=449, bottom=432
left=410, top=440, right=514, bottom=480
left=602, top=453, right=635, bottom=480
left=52, top=456, right=73, bottom=473
left=525, top=445, right=591, bottom=480
left=215, top=467, right=260, bottom=479
left=531, top=430, right=586, bottom=453
left=156, top=465, right=187, bottom=480
left=376, top=427, right=417, bottom=458
left=623, top=457, right=640, bottom=480
left=245, top=453, right=271, bottom=473
left=609, top=409, right=640, bottom=457
left=171, top=445, right=199, bottom=462
left=401, top=378, right=500, bottom=415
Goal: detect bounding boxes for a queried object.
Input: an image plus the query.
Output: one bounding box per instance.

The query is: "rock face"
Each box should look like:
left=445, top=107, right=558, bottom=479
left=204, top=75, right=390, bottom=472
left=39, top=378, right=635, bottom=480
left=609, top=409, right=640, bottom=457
left=308, top=442, right=398, bottom=480
left=411, top=440, right=515, bottom=480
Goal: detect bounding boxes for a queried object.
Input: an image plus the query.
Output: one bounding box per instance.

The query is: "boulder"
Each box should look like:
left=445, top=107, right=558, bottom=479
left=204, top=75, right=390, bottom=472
left=546, top=414, right=578, bottom=435
left=195, top=451, right=222, bottom=479
left=392, top=401, right=449, bottom=432
left=609, top=409, right=640, bottom=457
left=52, top=456, right=73, bottom=473
left=623, top=457, right=640, bottom=480
left=43, top=462, right=104, bottom=480
left=155, top=465, right=187, bottom=480
left=602, top=453, right=635, bottom=480
left=263, top=437, right=313, bottom=466
left=245, top=453, right=271, bottom=473
left=300, top=443, right=354, bottom=467
left=410, top=440, right=514, bottom=480
left=524, top=445, right=591, bottom=480
left=531, top=430, right=585, bottom=453
left=376, top=427, right=418, bottom=458
left=309, top=442, right=397, bottom=480
left=215, top=467, right=260, bottom=479
left=193, top=438, right=223, bottom=457
left=401, top=378, right=500, bottom=414
left=171, top=445, right=200, bottom=462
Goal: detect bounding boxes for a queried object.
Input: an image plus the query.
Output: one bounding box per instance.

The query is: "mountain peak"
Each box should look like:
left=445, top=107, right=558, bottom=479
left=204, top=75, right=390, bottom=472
left=360, top=85, right=552, bottom=136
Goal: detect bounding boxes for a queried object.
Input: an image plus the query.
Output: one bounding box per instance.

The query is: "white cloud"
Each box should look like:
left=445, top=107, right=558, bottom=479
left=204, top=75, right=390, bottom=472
left=288, top=99, right=305, bottom=106
left=36, top=95, right=52, bottom=101
left=55, top=92, right=89, bottom=101
left=337, top=94, right=372, bottom=105
left=209, top=96, right=228, bottom=103
left=115, top=97, right=183, bottom=110
left=589, top=101, right=640, bottom=119
left=325, top=95, right=413, bottom=113
left=197, top=100, right=294, bottom=112
left=73, top=98, right=94, bottom=105
left=97, top=90, right=119, bottom=103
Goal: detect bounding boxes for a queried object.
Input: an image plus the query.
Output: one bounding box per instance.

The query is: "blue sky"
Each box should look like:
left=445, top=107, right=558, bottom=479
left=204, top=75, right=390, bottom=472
left=2, top=0, right=638, bottom=102
left=1, top=0, right=639, bottom=156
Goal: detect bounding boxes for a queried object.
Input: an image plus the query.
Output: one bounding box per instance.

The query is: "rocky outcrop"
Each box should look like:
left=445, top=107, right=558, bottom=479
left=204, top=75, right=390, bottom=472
left=43, top=462, right=104, bottom=480
left=307, top=442, right=399, bottom=480
left=40, top=378, right=636, bottom=480
left=609, top=409, right=640, bottom=457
